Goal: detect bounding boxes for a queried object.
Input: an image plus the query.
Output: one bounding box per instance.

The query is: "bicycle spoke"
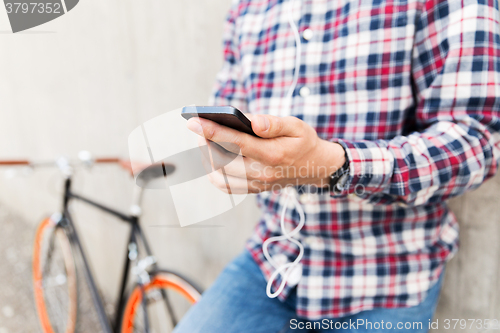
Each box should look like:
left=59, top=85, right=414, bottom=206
left=160, top=289, right=177, bottom=327
left=34, top=223, right=77, bottom=333
left=43, top=239, right=69, bottom=332
left=42, top=229, right=57, bottom=278
left=141, top=287, right=150, bottom=333
left=123, top=274, right=200, bottom=333
left=133, top=319, right=145, bottom=332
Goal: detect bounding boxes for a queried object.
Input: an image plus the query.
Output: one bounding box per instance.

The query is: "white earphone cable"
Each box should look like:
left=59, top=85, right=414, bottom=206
left=285, top=0, right=302, bottom=102
left=262, top=0, right=305, bottom=299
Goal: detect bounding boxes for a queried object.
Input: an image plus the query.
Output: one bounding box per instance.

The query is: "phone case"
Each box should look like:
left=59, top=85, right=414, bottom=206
left=181, top=106, right=257, bottom=137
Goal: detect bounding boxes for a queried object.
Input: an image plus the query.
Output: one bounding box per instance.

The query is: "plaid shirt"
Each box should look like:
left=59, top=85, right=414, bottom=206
left=209, top=0, right=500, bottom=320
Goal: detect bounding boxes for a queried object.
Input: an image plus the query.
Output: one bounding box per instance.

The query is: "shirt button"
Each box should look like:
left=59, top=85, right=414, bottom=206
left=299, top=86, right=310, bottom=97
left=287, top=263, right=303, bottom=286
left=299, top=193, right=309, bottom=203
left=302, top=28, right=314, bottom=41
left=304, top=236, right=316, bottom=245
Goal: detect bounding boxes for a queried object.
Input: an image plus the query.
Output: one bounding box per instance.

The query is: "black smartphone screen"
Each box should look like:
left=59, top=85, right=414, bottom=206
left=181, top=106, right=258, bottom=137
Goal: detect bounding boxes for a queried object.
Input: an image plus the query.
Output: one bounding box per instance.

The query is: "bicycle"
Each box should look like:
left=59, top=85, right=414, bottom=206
left=0, top=153, right=202, bottom=333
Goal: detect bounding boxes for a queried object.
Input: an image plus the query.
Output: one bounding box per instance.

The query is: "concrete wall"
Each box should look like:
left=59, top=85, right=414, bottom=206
left=0, top=0, right=498, bottom=331
left=0, top=0, right=259, bottom=312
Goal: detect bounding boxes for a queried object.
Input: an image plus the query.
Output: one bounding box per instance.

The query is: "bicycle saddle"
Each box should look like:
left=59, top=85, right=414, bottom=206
left=135, top=163, right=175, bottom=187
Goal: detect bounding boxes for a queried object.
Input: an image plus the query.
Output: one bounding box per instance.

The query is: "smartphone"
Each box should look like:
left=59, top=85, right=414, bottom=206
left=181, top=106, right=257, bottom=137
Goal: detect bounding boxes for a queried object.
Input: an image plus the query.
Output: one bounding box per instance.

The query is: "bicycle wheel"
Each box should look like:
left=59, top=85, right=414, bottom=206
left=121, top=270, right=202, bottom=333
left=33, top=217, right=78, bottom=333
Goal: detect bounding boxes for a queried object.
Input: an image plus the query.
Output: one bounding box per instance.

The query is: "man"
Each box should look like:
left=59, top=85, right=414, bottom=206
left=174, top=0, right=500, bottom=331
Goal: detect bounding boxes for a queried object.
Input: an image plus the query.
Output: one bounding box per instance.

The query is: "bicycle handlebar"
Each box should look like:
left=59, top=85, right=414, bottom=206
left=0, top=156, right=134, bottom=175
left=0, top=160, right=30, bottom=165
left=94, top=158, right=121, bottom=164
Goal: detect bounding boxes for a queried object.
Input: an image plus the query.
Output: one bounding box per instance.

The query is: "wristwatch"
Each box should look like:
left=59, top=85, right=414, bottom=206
left=329, top=149, right=350, bottom=192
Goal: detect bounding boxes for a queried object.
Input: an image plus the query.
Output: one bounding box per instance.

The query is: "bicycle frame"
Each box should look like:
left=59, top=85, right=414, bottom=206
left=59, top=175, right=154, bottom=333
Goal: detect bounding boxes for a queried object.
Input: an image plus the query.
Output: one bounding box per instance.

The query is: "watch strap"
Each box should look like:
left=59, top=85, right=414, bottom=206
left=329, top=150, right=349, bottom=192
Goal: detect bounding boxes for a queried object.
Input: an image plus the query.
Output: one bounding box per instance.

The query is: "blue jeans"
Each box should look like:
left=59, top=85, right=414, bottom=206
left=174, top=250, right=444, bottom=333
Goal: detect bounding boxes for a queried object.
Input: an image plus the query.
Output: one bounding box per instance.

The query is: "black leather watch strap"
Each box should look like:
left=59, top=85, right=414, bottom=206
left=329, top=149, right=350, bottom=191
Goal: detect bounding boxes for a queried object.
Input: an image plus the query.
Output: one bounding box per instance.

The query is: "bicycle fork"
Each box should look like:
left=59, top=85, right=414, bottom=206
left=63, top=177, right=114, bottom=333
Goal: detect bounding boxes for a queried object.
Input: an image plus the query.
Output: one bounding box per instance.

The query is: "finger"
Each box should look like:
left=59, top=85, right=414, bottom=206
left=251, top=115, right=306, bottom=139
left=218, top=157, right=270, bottom=181
left=208, top=168, right=289, bottom=194
left=207, top=169, right=263, bottom=194
left=194, top=128, right=277, bottom=185
left=198, top=131, right=263, bottom=180
left=204, top=140, right=261, bottom=179
left=196, top=137, right=218, bottom=176
left=206, top=139, right=242, bottom=169
left=200, top=147, right=215, bottom=175
left=186, top=117, right=266, bottom=160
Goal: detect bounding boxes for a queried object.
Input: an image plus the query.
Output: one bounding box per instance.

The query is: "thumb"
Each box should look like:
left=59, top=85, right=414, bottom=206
left=251, top=115, right=303, bottom=138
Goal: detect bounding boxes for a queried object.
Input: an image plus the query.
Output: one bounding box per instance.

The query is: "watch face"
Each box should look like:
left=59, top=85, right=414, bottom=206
left=337, top=173, right=349, bottom=189
left=329, top=163, right=350, bottom=193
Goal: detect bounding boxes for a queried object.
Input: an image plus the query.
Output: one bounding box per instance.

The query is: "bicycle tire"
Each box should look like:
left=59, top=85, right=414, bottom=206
left=121, top=270, right=202, bottom=333
left=33, top=217, right=78, bottom=333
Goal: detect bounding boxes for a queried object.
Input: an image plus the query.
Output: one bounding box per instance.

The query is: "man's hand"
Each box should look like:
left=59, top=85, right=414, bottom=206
left=186, top=114, right=346, bottom=194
